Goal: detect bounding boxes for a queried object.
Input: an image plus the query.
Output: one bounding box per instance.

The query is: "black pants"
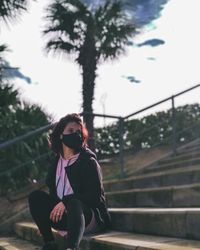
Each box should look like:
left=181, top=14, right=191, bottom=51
left=28, top=190, right=92, bottom=249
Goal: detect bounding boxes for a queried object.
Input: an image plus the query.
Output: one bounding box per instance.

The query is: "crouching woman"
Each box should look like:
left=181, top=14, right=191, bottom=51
left=28, top=113, right=111, bottom=250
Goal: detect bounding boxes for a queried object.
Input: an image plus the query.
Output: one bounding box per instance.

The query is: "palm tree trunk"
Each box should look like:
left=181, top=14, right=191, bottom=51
left=79, top=28, right=97, bottom=151
left=82, top=54, right=97, bottom=151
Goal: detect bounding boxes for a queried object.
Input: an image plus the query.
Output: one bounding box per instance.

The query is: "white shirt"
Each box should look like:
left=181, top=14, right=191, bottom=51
left=56, top=153, right=80, bottom=199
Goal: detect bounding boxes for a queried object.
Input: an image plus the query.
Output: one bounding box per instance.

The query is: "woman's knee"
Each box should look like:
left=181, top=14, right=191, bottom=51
left=28, top=190, right=48, bottom=205
left=67, top=198, right=83, bottom=212
left=67, top=198, right=92, bottom=224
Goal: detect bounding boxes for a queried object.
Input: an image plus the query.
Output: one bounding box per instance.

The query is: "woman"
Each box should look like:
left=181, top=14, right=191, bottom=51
left=28, top=113, right=111, bottom=250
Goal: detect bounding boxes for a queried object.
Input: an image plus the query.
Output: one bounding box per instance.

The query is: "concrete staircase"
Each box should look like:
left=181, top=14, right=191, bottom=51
left=1, top=139, right=200, bottom=249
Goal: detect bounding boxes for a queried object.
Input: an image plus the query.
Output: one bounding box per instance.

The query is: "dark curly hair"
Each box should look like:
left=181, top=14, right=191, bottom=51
left=49, top=113, right=88, bottom=155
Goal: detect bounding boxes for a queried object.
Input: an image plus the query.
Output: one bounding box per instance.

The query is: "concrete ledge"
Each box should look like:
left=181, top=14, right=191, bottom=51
left=0, top=208, right=31, bottom=235
left=15, top=207, right=200, bottom=242
left=0, top=236, right=40, bottom=250
left=177, top=144, right=200, bottom=155
left=14, top=221, right=87, bottom=249
left=106, top=183, right=200, bottom=207
left=145, top=157, right=200, bottom=174
left=13, top=222, right=200, bottom=250
left=106, top=186, right=173, bottom=208
left=90, top=233, right=200, bottom=250
left=159, top=150, right=200, bottom=165
left=104, top=164, right=200, bottom=192
left=109, top=207, right=200, bottom=240
left=103, top=141, right=200, bottom=193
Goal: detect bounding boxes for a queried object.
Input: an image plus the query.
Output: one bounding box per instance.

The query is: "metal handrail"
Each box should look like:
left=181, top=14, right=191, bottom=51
left=80, top=112, right=121, bottom=119
left=0, top=151, right=52, bottom=177
left=1, top=119, right=199, bottom=177
left=0, top=83, right=200, bottom=179
left=124, top=83, right=200, bottom=120
left=0, top=114, right=121, bottom=151
left=1, top=84, right=199, bottom=151
left=0, top=124, right=54, bottom=150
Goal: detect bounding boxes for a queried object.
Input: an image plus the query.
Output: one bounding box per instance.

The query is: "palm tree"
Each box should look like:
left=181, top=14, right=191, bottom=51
left=0, top=0, right=31, bottom=22
left=0, top=81, right=52, bottom=194
left=0, top=44, right=7, bottom=82
left=0, top=0, right=33, bottom=83
left=44, top=0, right=135, bottom=149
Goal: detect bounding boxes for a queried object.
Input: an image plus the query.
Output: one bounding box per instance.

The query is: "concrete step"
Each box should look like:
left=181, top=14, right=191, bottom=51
left=15, top=208, right=200, bottom=242
left=177, top=144, right=200, bottom=155
left=0, top=236, right=40, bottom=250
left=104, top=164, right=200, bottom=192
left=0, top=207, right=31, bottom=234
left=90, top=233, right=200, bottom=250
left=177, top=140, right=200, bottom=153
left=127, top=143, right=200, bottom=177
left=158, top=150, right=200, bottom=165
left=109, top=207, right=200, bottom=240
left=106, top=183, right=200, bottom=208
left=141, top=157, right=200, bottom=174
left=14, top=221, right=200, bottom=250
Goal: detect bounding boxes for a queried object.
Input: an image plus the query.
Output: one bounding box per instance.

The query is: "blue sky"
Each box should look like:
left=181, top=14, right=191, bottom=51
left=1, top=0, right=200, bottom=126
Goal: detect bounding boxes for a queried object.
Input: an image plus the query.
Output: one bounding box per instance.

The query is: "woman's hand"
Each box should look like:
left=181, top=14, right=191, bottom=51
left=50, top=201, right=66, bottom=223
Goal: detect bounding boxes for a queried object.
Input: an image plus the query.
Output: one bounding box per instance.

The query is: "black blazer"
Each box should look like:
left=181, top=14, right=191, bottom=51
left=46, top=147, right=111, bottom=230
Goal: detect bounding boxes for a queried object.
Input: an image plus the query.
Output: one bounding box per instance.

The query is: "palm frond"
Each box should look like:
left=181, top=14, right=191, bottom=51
left=60, top=0, right=88, bottom=13
left=0, top=44, right=9, bottom=81
left=0, top=0, right=30, bottom=22
left=95, top=0, right=123, bottom=27
left=0, top=44, right=8, bottom=54
left=44, top=0, right=91, bottom=54
left=94, top=0, right=135, bottom=60
left=46, top=39, right=77, bottom=54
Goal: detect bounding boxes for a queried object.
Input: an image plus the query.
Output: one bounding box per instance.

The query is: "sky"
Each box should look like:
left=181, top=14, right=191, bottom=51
left=1, top=0, right=200, bottom=126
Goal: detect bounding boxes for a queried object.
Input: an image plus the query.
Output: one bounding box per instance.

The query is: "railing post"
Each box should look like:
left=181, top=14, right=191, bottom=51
left=119, top=117, right=125, bottom=178
left=171, top=96, right=177, bottom=155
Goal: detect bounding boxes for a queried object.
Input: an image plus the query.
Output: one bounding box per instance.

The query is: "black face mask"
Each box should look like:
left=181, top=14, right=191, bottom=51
left=62, top=131, right=83, bottom=151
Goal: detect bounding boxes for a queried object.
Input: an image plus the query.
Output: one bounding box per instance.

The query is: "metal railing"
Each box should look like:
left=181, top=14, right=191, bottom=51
left=0, top=83, right=200, bottom=186
left=120, top=83, right=200, bottom=176
left=0, top=124, right=53, bottom=150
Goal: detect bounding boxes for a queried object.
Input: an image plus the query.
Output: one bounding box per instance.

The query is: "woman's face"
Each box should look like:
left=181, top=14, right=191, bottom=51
left=62, top=122, right=81, bottom=136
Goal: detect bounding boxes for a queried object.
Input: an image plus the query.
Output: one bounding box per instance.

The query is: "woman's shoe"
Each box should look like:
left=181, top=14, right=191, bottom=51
left=42, top=241, right=58, bottom=250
